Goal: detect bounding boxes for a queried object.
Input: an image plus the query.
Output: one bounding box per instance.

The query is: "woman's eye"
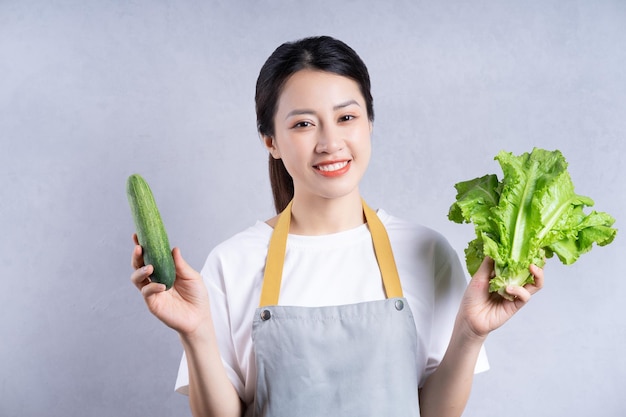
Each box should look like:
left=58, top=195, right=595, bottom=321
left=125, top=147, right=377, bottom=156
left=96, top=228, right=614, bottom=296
left=339, top=115, right=355, bottom=122
left=293, top=121, right=312, bottom=128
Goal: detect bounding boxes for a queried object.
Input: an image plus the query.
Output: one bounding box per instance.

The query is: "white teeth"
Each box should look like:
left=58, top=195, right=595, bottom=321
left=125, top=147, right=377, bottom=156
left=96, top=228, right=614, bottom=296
left=317, top=161, right=348, bottom=172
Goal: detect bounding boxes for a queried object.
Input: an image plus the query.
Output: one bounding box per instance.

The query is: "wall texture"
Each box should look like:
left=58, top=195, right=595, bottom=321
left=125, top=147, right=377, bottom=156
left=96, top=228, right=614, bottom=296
left=1, top=1, right=624, bottom=416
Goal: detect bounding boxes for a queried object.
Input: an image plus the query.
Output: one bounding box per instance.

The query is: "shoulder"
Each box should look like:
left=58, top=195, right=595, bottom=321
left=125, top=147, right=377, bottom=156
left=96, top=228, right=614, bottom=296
left=203, top=221, right=272, bottom=270
left=376, top=208, right=461, bottom=276
left=215, top=220, right=272, bottom=251
left=377, top=209, right=452, bottom=251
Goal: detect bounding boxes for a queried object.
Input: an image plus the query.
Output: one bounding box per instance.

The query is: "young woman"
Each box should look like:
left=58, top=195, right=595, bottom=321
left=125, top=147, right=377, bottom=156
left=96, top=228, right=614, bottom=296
left=130, top=36, right=543, bottom=417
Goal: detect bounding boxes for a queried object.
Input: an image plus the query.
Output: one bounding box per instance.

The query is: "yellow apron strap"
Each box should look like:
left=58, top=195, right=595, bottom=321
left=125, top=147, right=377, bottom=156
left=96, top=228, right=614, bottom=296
left=361, top=199, right=403, bottom=299
left=259, top=199, right=403, bottom=307
left=259, top=200, right=293, bottom=307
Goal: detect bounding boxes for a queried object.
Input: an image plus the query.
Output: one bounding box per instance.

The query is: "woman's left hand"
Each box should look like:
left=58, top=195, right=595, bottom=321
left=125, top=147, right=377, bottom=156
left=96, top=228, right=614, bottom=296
left=458, top=257, right=544, bottom=340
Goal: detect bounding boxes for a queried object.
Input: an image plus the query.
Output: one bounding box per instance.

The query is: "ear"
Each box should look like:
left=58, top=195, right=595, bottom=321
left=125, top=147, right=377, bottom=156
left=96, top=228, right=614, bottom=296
left=263, top=134, right=281, bottom=159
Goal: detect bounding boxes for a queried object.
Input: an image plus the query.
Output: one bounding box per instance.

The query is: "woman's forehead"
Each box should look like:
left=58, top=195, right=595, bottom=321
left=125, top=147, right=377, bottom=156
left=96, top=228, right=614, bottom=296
left=276, top=70, right=364, bottom=115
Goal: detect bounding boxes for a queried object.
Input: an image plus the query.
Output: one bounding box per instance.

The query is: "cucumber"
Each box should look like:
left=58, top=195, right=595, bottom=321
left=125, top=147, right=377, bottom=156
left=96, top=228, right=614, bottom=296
left=126, top=174, right=176, bottom=289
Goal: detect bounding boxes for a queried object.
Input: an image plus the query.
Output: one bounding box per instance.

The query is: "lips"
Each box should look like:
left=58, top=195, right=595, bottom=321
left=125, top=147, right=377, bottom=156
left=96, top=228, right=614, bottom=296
left=314, top=160, right=351, bottom=177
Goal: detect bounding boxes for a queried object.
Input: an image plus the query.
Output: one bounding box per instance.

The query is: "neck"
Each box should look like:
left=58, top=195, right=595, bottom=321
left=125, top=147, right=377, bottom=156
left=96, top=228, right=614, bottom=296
left=289, top=192, right=365, bottom=235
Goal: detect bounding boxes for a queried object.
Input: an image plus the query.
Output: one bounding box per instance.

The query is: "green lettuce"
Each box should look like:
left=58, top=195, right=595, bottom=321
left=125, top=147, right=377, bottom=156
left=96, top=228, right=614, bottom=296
left=448, top=148, right=617, bottom=299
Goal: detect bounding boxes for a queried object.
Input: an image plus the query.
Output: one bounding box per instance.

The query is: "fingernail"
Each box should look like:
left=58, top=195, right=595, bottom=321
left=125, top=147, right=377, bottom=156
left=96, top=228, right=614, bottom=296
left=141, top=266, right=148, bottom=274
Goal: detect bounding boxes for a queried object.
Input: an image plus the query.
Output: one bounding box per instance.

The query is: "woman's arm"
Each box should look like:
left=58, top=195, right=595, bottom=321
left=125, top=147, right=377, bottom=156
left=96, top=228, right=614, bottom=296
left=180, top=322, right=243, bottom=417
left=418, top=321, right=485, bottom=416
left=130, top=238, right=243, bottom=417
left=419, top=257, right=544, bottom=417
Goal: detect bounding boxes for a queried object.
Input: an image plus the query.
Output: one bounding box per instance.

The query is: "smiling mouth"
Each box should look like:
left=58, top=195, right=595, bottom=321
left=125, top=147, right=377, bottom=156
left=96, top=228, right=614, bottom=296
left=314, top=160, right=351, bottom=177
left=316, top=161, right=349, bottom=172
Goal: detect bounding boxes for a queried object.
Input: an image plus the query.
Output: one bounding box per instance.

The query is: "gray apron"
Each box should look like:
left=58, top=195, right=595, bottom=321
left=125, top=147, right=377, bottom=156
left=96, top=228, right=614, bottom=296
left=251, top=200, right=421, bottom=416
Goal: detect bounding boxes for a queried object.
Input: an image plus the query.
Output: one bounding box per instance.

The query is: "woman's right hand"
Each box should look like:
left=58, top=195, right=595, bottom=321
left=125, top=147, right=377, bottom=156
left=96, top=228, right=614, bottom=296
left=130, top=234, right=212, bottom=336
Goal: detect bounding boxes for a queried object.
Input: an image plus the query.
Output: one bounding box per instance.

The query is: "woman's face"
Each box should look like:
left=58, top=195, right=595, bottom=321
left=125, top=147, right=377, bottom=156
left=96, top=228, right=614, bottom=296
left=266, top=69, right=372, bottom=204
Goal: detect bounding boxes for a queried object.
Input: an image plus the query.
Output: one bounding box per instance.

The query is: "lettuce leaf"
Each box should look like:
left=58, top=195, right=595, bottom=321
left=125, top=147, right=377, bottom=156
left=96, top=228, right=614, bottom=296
left=448, top=148, right=617, bottom=299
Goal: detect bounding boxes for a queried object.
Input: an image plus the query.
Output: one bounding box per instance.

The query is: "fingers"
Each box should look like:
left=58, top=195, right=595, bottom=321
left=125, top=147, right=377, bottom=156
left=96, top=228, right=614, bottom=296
left=472, top=257, right=495, bottom=284
left=502, top=264, right=544, bottom=303
left=130, top=264, right=167, bottom=294
left=130, top=264, right=153, bottom=290
left=130, top=241, right=145, bottom=270
left=504, top=285, right=531, bottom=303
left=129, top=234, right=167, bottom=299
left=141, top=281, right=167, bottom=297
left=130, top=234, right=158, bottom=292
left=528, top=264, right=544, bottom=294
left=468, top=257, right=494, bottom=294
left=172, top=247, right=199, bottom=280
left=172, top=247, right=186, bottom=270
left=476, top=256, right=495, bottom=278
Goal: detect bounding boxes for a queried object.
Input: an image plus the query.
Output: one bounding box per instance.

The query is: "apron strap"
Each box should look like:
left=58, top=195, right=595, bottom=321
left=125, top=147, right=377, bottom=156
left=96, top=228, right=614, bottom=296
left=361, top=199, right=403, bottom=300
left=259, top=199, right=403, bottom=307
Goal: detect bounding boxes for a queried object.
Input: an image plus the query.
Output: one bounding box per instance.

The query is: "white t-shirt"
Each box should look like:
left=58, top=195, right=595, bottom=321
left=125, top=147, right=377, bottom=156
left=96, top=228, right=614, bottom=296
left=175, top=209, right=489, bottom=405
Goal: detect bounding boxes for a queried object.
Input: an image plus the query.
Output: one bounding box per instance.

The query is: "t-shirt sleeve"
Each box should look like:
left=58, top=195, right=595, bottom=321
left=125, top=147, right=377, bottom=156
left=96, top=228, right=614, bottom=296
left=421, top=236, right=489, bottom=384
left=174, top=351, right=189, bottom=394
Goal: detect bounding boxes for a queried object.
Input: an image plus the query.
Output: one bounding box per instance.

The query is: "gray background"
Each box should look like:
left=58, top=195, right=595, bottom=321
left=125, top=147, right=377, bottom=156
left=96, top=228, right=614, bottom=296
left=1, top=1, right=624, bottom=416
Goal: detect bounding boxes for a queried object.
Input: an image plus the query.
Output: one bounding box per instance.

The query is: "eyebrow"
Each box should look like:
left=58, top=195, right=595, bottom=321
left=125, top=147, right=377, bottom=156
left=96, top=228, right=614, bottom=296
left=284, top=99, right=361, bottom=119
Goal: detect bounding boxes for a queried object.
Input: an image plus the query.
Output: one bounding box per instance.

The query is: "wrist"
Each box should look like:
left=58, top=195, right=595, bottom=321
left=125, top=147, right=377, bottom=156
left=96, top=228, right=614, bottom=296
left=452, top=314, right=488, bottom=348
left=178, top=320, right=215, bottom=350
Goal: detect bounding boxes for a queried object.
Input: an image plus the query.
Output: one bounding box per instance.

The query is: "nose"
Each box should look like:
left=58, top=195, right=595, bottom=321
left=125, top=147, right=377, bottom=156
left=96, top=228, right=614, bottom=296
left=315, top=124, right=344, bottom=153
